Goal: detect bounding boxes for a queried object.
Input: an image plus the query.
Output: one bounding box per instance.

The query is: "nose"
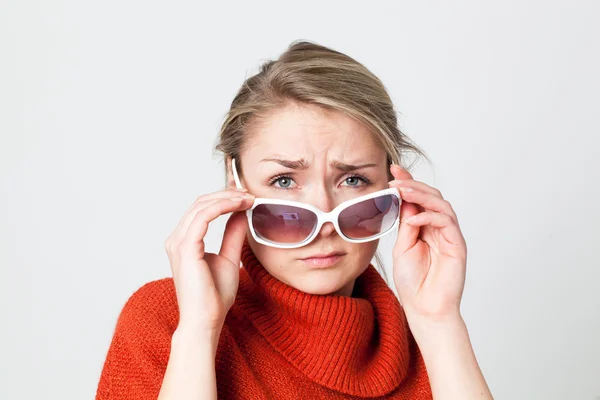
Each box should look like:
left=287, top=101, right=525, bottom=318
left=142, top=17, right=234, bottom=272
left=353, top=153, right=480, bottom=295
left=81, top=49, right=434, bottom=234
left=317, top=221, right=337, bottom=237
left=308, top=187, right=338, bottom=238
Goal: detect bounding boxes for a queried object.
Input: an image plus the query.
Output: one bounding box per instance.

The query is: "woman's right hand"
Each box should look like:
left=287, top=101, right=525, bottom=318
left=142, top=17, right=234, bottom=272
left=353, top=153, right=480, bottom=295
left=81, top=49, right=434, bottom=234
left=164, top=188, right=255, bottom=335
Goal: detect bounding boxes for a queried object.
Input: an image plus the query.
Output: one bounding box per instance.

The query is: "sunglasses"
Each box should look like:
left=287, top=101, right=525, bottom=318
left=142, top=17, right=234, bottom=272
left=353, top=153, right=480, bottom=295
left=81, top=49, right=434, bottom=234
left=231, top=158, right=402, bottom=249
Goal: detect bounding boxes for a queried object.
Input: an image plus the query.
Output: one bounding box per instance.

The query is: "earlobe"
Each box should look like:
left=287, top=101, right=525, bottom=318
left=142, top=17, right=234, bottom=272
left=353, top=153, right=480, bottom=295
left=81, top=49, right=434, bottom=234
left=226, top=174, right=238, bottom=191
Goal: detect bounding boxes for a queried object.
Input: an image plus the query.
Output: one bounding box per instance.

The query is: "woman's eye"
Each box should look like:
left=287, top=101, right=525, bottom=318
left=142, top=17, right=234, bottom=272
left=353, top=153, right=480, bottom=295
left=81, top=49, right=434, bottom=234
left=273, top=176, right=294, bottom=188
left=343, top=175, right=369, bottom=187
left=345, top=177, right=360, bottom=186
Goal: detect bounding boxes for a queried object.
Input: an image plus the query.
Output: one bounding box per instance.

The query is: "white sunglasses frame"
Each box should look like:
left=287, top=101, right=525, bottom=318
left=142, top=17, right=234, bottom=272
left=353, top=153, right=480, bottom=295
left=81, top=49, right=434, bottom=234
left=231, top=158, right=402, bottom=249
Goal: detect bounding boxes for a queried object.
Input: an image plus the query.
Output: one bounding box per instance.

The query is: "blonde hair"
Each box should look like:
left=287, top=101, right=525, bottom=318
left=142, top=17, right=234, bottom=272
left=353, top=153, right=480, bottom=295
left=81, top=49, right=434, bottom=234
left=214, top=39, right=431, bottom=283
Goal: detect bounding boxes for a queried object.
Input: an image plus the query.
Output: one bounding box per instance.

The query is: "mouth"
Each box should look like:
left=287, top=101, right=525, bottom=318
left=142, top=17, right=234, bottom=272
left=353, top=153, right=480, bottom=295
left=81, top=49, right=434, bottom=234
left=299, top=251, right=347, bottom=268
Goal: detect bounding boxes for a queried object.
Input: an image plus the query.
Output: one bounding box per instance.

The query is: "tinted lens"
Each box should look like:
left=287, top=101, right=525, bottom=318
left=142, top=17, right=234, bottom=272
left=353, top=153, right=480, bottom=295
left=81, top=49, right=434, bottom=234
left=252, top=204, right=318, bottom=244
left=338, top=194, right=399, bottom=239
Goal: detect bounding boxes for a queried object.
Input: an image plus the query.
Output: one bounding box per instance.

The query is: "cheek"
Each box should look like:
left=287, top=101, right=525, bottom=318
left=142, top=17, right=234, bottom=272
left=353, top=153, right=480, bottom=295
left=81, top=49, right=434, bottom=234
left=247, top=237, right=291, bottom=271
left=348, top=241, right=379, bottom=261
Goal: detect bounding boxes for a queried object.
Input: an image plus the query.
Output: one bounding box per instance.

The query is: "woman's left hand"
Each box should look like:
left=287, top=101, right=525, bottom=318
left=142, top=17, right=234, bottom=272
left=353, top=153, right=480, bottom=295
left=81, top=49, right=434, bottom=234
left=388, top=164, right=467, bottom=321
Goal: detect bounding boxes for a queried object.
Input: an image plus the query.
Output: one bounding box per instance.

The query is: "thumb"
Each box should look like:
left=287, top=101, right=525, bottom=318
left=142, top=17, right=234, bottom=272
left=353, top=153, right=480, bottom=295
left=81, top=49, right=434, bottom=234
left=219, top=211, right=248, bottom=267
left=388, top=164, right=420, bottom=255
left=394, top=201, right=420, bottom=255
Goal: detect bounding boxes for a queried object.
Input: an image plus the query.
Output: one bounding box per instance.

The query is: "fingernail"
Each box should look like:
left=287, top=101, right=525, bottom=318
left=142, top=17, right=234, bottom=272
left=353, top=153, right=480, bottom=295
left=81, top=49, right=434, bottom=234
left=398, top=187, right=413, bottom=192
left=235, top=188, right=248, bottom=192
left=241, top=193, right=255, bottom=199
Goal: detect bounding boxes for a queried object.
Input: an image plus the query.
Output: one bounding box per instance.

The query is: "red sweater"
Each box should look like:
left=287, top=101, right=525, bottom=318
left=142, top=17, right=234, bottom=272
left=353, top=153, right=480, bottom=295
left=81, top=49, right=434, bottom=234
left=96, top=242, right=432, bottom=399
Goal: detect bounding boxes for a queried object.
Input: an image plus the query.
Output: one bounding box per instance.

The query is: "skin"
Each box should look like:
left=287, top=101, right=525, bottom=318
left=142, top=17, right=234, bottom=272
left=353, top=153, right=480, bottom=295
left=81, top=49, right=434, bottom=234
left=228, top=102, right=388, bottom=297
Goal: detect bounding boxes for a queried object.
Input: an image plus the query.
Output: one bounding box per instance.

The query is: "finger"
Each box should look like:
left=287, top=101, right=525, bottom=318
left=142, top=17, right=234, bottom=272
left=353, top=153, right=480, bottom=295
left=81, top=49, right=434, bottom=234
left=219, top=211, right=248, bottom=267
left=176, top=198, right=221, bottom=235
left=394, top=200, right=421, bottom=254
left=389, top=164, right=443, bottom=199
left=182, top=189, right=249, bottom=216
left=404, top=211, right=465, bottom=249
left=389, top=180, right=443, bottom=199
left=388, top=165, right=426, bottom=214
left=390, top=163, right=413, bottom=180
left=183, top=197, right=254, bottom=257
left=203, top=253, right=239, bottom=312
left=389, top=179, right=443, bottom=199
left=392, top=187, right=458, bottom=223
left=176, top=193, right=254, bottom=240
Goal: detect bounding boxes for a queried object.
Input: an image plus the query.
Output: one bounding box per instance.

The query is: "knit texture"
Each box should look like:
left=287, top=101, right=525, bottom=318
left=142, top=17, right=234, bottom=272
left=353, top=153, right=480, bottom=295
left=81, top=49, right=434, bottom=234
left=96, top=241, right=432, bottom=399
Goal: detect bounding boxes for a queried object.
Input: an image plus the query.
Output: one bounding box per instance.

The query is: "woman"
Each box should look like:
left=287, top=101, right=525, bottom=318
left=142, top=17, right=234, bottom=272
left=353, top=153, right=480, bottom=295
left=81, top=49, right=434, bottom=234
left=96, top=40, right=493, bottom=399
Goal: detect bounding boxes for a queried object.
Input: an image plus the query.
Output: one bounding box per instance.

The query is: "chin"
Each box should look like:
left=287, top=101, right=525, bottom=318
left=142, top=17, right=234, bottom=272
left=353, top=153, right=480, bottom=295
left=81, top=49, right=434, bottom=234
left=293, top=279, right=346, bottom=296
left=289, top=267, right=352, bottom=295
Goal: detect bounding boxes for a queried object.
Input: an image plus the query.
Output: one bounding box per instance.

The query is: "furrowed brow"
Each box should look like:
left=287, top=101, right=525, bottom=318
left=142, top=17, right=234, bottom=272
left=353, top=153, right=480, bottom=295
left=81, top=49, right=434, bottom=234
left=259, top=158, right=377, bottom=172
left=259, top=158, right=309, bottom=170
left=330, top=161, right=378, bottom=172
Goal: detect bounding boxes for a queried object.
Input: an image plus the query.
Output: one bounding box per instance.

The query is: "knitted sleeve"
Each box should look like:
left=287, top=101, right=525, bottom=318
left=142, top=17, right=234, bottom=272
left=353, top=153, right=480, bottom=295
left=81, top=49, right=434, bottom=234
left=95, top=278, right=179, bottom=400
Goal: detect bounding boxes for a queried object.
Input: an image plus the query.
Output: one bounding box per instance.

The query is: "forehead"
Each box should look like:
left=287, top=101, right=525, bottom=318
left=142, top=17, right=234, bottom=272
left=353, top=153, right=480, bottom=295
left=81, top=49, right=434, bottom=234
left=242, top=103, right=385, bottom=164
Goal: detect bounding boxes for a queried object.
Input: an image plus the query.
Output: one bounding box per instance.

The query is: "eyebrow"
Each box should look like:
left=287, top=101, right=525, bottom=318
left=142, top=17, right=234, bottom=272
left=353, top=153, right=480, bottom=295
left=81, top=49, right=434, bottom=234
left=259, top=158, right=377, bottom=172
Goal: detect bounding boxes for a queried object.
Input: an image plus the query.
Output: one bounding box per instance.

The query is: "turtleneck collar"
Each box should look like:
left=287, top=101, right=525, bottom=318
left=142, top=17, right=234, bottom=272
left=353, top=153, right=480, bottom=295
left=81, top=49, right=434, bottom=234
left=234, top=240, right=414, bottom=397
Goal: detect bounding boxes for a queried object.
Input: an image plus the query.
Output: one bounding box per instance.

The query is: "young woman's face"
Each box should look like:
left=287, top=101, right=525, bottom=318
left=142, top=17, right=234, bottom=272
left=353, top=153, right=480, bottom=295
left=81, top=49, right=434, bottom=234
left=230, top=102, right=390, bottom=296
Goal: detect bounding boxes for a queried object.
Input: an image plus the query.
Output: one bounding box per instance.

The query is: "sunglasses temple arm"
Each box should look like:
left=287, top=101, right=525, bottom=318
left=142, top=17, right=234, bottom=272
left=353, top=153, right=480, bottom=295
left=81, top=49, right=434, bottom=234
left=231, top=158, right=243, bottom=189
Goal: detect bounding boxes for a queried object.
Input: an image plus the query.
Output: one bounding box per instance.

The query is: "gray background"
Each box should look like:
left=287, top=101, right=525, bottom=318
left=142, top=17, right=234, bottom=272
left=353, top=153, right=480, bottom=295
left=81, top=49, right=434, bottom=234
left=1, top=0, right=599, bottom=399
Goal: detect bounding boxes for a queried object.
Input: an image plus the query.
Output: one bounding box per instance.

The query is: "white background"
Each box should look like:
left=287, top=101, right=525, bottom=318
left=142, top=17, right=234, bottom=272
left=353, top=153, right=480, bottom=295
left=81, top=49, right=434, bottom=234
left=1, top=1, right=599, bottom=399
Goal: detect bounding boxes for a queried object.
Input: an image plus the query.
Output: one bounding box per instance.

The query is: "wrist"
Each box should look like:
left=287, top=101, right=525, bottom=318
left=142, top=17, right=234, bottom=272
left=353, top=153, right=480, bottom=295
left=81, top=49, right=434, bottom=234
left=404, top=308, right=464, bottom=328
left=404, top=312, right=493, bottom=399
left=173, top=323, right=222, bottom=351
left=405, top=311, right=469, bottom=356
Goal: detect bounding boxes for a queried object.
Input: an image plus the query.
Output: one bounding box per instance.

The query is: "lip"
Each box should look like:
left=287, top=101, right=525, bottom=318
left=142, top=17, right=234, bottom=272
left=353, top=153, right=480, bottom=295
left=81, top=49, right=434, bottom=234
left=299, top=252, right=346, bottom=268
left=300, top=251, right=346, bottom=259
